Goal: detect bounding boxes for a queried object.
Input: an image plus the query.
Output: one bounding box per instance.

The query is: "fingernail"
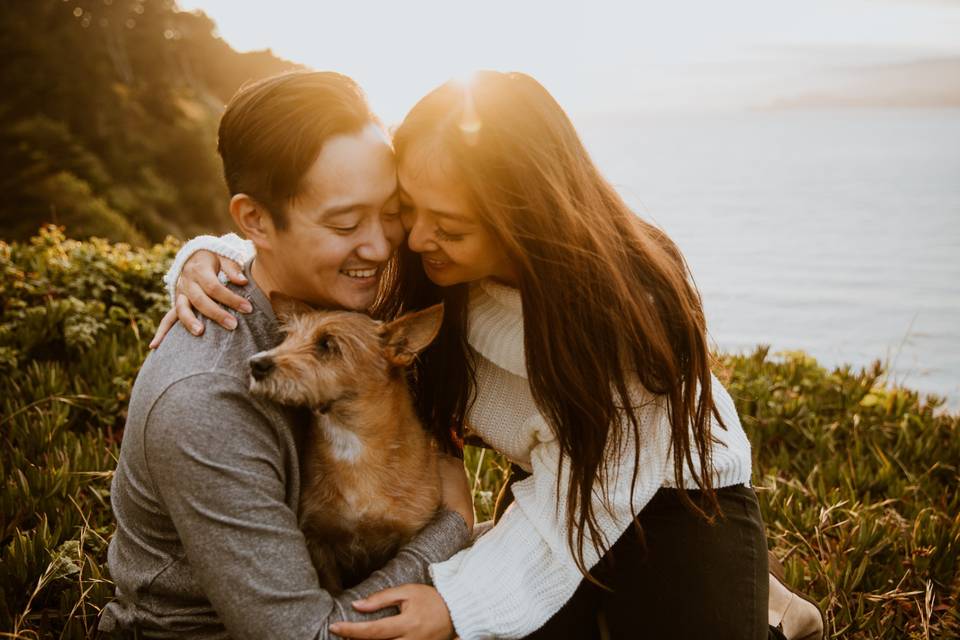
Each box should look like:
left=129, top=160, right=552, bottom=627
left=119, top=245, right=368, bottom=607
left=149, top=340, right=157, bottom=349
left=240, top=301, right=253, bottom=313
left=237, top=274, right=248, bottom=283
left=225, top=316, right=238, bottom=329
left=192, top=323, right=203, bottom=335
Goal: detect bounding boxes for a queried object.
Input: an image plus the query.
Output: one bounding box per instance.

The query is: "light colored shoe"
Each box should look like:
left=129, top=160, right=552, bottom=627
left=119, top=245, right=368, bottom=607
left=768, top=551, right=826, bottom=640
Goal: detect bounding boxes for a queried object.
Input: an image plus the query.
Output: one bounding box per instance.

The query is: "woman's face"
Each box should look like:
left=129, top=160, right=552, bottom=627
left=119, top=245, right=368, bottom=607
left=398, top=143, right=517, bottom=287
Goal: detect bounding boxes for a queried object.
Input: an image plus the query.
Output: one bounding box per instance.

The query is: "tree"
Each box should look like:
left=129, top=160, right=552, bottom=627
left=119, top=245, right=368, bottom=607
left=0, top=0, right=298, bottom=245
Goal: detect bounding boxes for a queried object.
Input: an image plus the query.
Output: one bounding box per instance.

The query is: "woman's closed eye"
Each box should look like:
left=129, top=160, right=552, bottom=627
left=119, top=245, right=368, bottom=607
left=436, top=225, right=466, bottom=242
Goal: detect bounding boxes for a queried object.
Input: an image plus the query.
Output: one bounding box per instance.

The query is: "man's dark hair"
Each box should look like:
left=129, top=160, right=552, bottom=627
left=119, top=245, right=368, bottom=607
left=217, top=71, right=377, bottom=229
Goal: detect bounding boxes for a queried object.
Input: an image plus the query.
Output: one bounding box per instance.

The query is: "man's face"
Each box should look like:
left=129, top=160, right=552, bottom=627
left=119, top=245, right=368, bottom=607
left=261, top=124, right=403, bottom=310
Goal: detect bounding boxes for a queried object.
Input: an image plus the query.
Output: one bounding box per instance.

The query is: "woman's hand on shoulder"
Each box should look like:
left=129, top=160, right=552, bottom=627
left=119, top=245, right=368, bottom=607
left=149, top=250, right=251, bottom=348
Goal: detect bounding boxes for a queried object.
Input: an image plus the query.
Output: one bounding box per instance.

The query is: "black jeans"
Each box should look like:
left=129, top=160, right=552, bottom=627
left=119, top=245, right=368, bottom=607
left=494, top=468, right=774, bottom=640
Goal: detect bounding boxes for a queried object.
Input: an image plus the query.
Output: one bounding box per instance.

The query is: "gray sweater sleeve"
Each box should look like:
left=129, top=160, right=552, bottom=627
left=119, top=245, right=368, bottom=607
left=145, top=374, right=470, bottom=640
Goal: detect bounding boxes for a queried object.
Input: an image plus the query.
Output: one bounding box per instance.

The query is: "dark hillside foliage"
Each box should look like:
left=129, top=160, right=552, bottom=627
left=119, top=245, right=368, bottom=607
left=0, top=0, right=298, bottom=246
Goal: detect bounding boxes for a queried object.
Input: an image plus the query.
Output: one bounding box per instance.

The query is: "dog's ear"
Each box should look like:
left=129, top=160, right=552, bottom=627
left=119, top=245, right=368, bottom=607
left=270, top=292, right=314, bottom=323
left=380, top=303, right=444, bottom=367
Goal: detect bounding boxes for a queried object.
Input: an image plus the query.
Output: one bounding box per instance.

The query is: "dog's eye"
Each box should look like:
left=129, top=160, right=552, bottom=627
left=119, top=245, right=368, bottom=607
left=315, top=335, right=336, bottom=355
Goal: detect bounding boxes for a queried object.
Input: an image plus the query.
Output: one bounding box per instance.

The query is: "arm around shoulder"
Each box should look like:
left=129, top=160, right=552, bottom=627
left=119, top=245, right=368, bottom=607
left=163, top=233, right=256, bottom=303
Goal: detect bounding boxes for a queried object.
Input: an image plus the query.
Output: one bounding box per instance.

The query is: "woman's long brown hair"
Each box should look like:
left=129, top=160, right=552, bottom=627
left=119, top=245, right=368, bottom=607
left=388, top=71, right=726, bottom=578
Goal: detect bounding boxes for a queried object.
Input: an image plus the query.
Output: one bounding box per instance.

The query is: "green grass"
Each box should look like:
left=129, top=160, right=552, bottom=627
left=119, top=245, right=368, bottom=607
left=2, top=228, right=957, bottom=638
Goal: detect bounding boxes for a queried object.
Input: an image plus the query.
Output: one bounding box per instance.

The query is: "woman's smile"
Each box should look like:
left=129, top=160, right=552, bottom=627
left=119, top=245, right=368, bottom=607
left=421, top=255, right=452, bottom=274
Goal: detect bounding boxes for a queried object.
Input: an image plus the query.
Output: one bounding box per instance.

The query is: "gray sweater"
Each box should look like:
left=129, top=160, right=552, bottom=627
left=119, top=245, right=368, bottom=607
left=100, top=261, right=470, bottom=639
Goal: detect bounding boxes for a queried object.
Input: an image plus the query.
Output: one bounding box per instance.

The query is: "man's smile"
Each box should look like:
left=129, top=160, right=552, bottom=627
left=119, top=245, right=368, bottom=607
left=341, top=267, right=378, bottom=280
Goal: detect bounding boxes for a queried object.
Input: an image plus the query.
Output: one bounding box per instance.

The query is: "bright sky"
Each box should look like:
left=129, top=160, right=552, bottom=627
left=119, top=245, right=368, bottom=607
left=177, top=0, right=960, bottom=123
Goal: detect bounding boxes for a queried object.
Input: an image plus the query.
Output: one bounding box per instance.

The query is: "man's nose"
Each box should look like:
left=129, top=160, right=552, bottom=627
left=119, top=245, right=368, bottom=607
left=356, top=218, right=392, bottom=263
left=249, top=354, right=275, bottom=381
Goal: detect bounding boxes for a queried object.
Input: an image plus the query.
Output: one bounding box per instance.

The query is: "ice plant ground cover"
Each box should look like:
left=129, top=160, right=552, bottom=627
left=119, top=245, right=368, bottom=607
left=1, top=227, right=957, bottom=638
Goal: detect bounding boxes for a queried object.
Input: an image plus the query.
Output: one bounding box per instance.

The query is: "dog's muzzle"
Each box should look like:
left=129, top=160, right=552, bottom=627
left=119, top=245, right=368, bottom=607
left=249, top=354, right=275, bottom=381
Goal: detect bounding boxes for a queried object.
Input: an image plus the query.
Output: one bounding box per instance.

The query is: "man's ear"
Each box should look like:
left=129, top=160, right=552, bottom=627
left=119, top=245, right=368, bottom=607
left=230, top=194, right=274, bottom=250
left=380, top=304, right=444, bottom=367
left=269, top=292, right=315, bottom=323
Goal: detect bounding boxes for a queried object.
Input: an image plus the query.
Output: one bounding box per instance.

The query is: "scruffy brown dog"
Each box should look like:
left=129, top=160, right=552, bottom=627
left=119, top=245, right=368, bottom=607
left=248, top=293, right=444, bottom=593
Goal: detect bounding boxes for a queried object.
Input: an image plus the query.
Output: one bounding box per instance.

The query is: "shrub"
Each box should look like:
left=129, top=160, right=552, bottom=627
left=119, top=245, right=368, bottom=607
left=721, top=348, right=959, bottom=638
left=1, top=226, right=174, bottom=637
left=1, top=228, right=956, bottom=638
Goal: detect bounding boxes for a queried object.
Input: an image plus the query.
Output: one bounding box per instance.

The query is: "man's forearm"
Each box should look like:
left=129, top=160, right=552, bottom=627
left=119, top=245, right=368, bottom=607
left=321, top=510, right=470, bottom=633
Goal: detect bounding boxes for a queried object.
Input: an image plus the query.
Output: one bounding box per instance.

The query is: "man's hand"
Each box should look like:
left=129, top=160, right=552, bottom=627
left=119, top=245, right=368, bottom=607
left=437, top=455, right=474, bottom=531
left=329, top=585, right=455, bottom=640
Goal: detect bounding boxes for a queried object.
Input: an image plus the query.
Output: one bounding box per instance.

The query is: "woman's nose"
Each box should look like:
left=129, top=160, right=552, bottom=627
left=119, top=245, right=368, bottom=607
left=405, top=212, right=437, bottom=254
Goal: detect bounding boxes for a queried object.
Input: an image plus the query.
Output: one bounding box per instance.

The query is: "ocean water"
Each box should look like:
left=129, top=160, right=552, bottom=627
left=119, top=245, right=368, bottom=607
left=575, top=109, right=960, bottom=407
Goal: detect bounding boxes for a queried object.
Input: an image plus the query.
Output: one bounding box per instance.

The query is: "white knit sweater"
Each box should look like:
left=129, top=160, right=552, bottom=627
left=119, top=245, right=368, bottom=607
left=165, top=237, right=755, bottom=640
left=162, top=233, right=255, bottom=303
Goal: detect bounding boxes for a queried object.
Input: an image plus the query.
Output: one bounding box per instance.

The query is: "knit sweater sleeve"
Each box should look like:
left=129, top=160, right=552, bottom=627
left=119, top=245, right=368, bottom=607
left=163, top=233, right=256, bottom=304
left=429, top=393, right=672, bottom=639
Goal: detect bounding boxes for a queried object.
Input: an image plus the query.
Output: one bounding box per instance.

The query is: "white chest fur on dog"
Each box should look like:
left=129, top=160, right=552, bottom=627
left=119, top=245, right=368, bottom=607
left=318, top=414, right=365, bottom=463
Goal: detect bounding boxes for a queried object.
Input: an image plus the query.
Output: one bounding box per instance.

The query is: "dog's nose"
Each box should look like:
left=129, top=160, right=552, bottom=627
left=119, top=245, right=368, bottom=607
left=249, top=355, right=275, bottom=381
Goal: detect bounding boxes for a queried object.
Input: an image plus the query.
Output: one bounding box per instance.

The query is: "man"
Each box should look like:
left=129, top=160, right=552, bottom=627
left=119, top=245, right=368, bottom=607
left=100, top=71, right=472, bottom=639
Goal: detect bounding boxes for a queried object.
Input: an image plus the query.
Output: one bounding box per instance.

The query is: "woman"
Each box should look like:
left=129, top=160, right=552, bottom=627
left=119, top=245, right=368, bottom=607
left=155, top=71, right=824, bottom=640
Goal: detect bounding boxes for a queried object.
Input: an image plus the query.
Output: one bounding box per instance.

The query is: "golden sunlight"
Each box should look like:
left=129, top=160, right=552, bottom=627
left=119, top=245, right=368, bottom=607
left=176, top=0, right=960, bottom=123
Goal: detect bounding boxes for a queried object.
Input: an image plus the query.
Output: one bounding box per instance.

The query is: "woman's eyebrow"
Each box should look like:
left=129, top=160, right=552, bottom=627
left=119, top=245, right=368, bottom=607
left=398, top=186, right=475, bottom=223
left=432, top=209, right=474, bottom=224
